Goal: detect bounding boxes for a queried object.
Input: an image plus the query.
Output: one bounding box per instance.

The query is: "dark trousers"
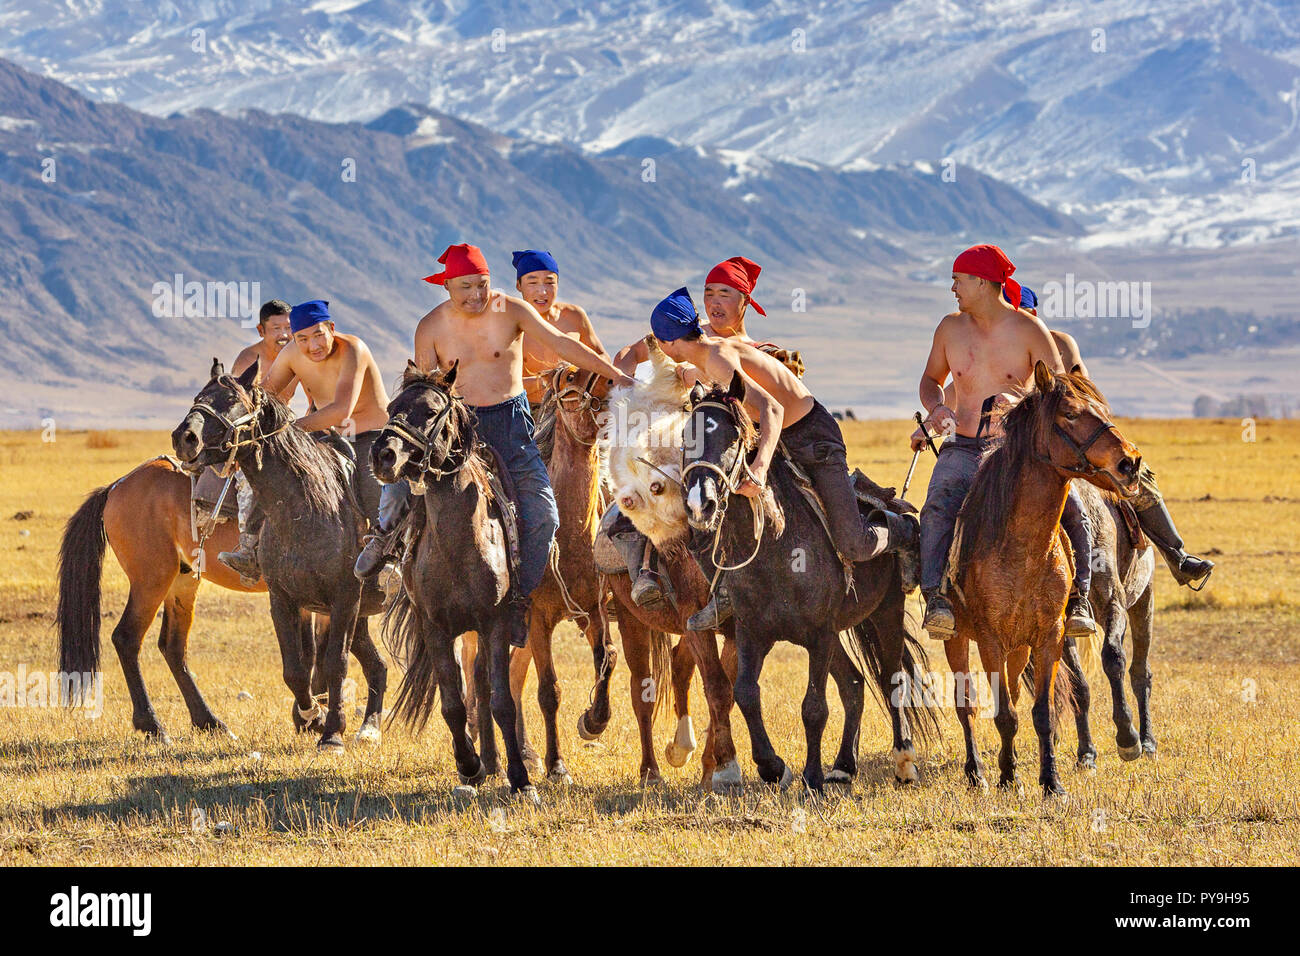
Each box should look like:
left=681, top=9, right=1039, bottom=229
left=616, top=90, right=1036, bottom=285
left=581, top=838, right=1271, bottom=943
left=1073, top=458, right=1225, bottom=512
left=781, top=399, right=874, bottom=562
left=919, top=435, right=991, bottom=593
left=1062, top=485, right=1093, bottom=596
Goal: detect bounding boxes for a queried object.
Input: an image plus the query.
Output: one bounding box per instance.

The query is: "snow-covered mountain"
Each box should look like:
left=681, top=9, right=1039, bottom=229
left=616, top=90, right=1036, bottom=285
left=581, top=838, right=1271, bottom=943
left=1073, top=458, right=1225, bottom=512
left=1, top=0, right=1298, bottom=247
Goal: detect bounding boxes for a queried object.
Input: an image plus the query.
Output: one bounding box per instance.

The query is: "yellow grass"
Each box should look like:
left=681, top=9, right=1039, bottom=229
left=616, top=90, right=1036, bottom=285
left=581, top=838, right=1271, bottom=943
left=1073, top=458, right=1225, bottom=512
left=0, top=421, right=1296, bottom=865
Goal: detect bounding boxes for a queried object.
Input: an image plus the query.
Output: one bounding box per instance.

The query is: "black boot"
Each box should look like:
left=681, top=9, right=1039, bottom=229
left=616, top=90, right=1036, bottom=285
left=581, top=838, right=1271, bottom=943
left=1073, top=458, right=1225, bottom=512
left=1136, top=500, right=1214, bottom=589
left=218, top=532, right=261, bottom=585
left=863, top=508, right=920, bottom=590
left=922, top=589, right=955, bottom=640
left=1064, top=589, right=1097, bottom=637
left=686, top=582, right=732, bottom=631
left=509, top=593, right=532, bottom=649
left=353, top=530, right=394, bottom=579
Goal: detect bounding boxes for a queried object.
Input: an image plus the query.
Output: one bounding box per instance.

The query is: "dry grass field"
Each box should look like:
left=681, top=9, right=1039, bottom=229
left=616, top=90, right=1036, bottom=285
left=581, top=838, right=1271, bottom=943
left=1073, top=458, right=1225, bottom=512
left=0, top=419, right=1296, bottom=866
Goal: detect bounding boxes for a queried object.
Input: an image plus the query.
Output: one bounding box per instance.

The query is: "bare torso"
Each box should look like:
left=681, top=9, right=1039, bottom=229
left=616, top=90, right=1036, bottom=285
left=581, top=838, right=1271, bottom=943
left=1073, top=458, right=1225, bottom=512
left=695, top=336, right=815, bottom=426
left=415, top=290, right=531, bottom=407
left=522, top=302, right=603, bottom=403
left=274, top=334, right=390, bottom=432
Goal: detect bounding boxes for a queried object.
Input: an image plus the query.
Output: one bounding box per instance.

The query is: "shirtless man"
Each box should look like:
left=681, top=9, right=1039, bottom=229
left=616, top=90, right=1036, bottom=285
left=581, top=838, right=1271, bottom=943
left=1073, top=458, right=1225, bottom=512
left=648, top=287, right=916, bottom=629
left=608, top=256, right=804, bottom=608
left=353, top=243, right=634, bottom=647
left=915, top=245, right=1067, bottom=640
left=217, top=299, right=391, bottom=579
left=1032, top=289, right=1213, bottom=589
left=513, top=249, right=611, bottom=407
left=231, top=300, right=300, bottom=400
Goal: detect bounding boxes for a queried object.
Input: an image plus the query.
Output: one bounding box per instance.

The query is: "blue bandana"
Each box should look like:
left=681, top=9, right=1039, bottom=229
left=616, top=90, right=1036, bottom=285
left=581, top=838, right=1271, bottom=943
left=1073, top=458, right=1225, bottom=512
left=289, top=300, right=330, bottom=333
left=650, top=287, right=701, bottom=342
left=1019, top=286, right=1038, bottom=310
left=512, top=249, right=559, bottom=280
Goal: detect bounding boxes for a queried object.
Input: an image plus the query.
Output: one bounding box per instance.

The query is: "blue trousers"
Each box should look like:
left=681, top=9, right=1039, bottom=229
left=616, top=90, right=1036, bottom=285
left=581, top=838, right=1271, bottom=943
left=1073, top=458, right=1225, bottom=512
left=375, top=392, right=559, bottom=598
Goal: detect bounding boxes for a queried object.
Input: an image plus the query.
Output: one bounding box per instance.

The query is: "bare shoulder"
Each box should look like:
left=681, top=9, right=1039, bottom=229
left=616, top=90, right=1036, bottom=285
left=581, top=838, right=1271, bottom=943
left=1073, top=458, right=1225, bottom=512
left=554, top=301, right=588, bottom=326
left=934, top=310, right=966, bottom=340
left=231, top=342, right=261, bottom=374
left=335, top=333, right=373, bottom=358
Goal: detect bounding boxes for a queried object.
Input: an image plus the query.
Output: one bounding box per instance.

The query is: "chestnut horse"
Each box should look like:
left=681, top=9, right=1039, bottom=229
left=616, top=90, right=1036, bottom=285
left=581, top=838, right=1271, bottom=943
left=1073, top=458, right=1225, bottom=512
left=948, top=361, right=1142, bottom=797
left=56, top=457, right=354, bottom=741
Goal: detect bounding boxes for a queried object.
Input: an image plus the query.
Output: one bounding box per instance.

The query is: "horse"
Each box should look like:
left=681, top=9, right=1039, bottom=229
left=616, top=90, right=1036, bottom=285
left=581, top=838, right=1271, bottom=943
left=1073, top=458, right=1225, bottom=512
left=682, top=375, right=938, bottom=791
left=948, top=361, right=1142, bottom=797
left=374, top=362, right=536, bottom=797
left=463, top=364, right=619, bottom=784
left=170, top=358, right=388, bottom=752
left=55, top=452, right=359, bottom=740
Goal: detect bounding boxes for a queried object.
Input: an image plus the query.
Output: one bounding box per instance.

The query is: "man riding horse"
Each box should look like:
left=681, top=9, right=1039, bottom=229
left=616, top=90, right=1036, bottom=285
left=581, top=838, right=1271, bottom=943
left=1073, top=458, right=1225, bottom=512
left=608, top=256, right=807, bottom=610
left=219, top=300, right=389, bottom=579
left=353, top=242, right=634, bottom=647
left=649, top=287, right=917, bottom=630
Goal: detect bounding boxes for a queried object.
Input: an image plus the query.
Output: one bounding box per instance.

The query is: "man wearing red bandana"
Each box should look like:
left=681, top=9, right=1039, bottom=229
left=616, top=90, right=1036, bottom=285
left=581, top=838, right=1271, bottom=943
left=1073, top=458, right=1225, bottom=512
left=915, top=244, right=1066, bottom=640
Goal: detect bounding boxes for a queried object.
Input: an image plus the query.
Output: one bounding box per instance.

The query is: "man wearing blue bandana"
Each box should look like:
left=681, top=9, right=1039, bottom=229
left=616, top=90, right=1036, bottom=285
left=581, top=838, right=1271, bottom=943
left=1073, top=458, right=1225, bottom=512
left=650, top=289, right=917, bottom=629
left=513, top=249, right=611, bottom=409
left=218, top=299, right=391, bottom=579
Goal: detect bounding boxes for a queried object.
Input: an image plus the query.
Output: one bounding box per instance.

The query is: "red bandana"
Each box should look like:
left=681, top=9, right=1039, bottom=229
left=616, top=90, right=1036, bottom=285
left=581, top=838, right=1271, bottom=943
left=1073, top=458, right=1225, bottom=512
left=952, top=244, right=1021, bottom=311
left=705, top=255, right=766, bottom=316
left=423, top=243, right=490, bottom=285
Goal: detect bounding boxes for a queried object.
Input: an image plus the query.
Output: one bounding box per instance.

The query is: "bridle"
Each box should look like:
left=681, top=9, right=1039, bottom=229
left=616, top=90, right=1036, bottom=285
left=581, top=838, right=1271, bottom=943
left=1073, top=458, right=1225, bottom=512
left=1043, top=414, right=1120, bottom=479
left=380, top=382, right=469, bottom=486
left=549, top=366, right=606, bottom=447
left=185, top=382, right=288, bottom=473
left=681, top=399, right=766, bottom=582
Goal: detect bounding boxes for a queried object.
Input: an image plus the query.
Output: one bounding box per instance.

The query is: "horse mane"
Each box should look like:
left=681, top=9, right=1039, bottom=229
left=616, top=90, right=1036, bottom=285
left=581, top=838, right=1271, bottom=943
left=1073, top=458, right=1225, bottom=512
left=954, top=370, right=1111, bottom=583
left=695, top=384, right=784, bottom=537
left=393, top=366, right=493, bottom=495
left=223, top=376, right=348, bottom=517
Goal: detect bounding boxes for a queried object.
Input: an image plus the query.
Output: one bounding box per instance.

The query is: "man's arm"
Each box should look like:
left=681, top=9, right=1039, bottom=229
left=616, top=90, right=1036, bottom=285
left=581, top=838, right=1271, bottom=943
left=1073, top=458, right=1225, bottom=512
left=918, top=318, right=957, bottom=436
left=1054, top=331, right=1089, bottom=378
left=231, top=344, right=260, bottom=378
left=705, top=350, right=783, bottom=494
left=263, top=344, right=298, bottom=399
left=569, top=305, right=610, bottom=362
left=515, top=301, right=633, bottom=386
left=1026, top=316, right=1066, bottom=375
left=295, top=342, right=365, bottom=432
left=413, top=314, right=440, bottom=374
left=613, top=338, right=649, bottom=376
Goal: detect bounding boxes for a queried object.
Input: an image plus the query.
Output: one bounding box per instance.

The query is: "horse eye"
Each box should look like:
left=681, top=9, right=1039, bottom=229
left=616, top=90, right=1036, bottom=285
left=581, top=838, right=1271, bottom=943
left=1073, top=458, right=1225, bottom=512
left=650, top=481, right=664, bottom=495
left=1065, top=410, right=1080, bottom=421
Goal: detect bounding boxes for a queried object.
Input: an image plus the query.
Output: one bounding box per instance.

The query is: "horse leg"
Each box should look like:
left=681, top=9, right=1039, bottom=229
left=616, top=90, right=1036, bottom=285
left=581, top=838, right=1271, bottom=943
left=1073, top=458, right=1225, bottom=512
left=577, top=612, right=617, bottom=740
left=827, top=642, right=864, bottom=785
left=1129, top=585, right=1157, bottom=756
left=665, top=637, right=698, bottom=770
left=158, top=576, right=231, bottom=737
left=316, top=598, right=358, bottom=753
left=458, top=632, right=479, bottom=744
left=349, top=616, right=387, bottom=744
left=992, top=643, right=1021, bottom=789
left=530, top=611, right=572, bottom=784
left=473, top=636, right=498, bottom=777
left=306, top=612, right=325, bottom=698
left=1032, top=638, right=1068, bottom=798
left=110, top=583, right=170, bottom=740
left=269, top=590, right=319, bottom=735
left=943, top=634, right=986, bottom=788
left=428, top=623, right=482, bottom=784
left=863, top=611, right=914, bottom=786
left=733, top=632, right=789, bottom=788
left=616, top=606, right=661, bottom=785
left=687, top=630, right=741, bottom=792
left=508, top=638, right=542, bottom=777
left=487, top=622, right=534, bottom=796
left=1099, top=600, right=1141, bottom=761
left=800, top=635, right=833, bottom=792
left=1061, top=635, right=1096, bottom=769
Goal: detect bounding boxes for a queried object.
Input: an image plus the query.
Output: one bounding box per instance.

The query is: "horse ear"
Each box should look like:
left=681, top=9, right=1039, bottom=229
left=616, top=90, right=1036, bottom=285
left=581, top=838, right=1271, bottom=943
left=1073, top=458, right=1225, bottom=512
left=442, top=359, right=459, bottom=388
left=1033, top=360, right=1053, bottom=392
left=210, top=357, right=224, bottom=380
left=727, top=370, right=746, bottom=402
left=689, top=382, right=706, bottom=406
left=1070, top=362, right=1083, bottom=376
left=235, top=358, right=259, bottom=389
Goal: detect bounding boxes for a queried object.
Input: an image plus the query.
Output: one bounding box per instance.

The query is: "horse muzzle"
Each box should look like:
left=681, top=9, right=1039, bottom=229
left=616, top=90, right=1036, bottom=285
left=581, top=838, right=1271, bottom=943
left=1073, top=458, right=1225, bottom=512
left=685, top=476, right=720, bottom=532
left=371, top=436, right=409, bottom=484
left=1110, top=453, right=1143, bottom=498
left=170, top=413, right=209, bottom=469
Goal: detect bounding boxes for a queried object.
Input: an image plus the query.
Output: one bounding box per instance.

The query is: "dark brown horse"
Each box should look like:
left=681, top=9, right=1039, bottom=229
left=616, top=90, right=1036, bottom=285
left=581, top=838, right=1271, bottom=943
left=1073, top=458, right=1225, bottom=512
left=171, top=359, right=388, bottom=752
left=948, top=361, right=1142, bottom=797
left=376, top=363, right=536, bottom=797
left=56, top=456, right=359, bottom=741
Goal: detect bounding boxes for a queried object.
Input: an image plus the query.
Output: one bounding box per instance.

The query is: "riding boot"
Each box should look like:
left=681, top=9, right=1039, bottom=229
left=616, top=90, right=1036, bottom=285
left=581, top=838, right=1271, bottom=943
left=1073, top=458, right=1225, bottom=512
left=218, top=531, right=261, bottom=583
left=922, top=588, right=955, bottom=640
left=686, top=580, right=732, bottom=631
left=353, top=529, right=395, bottom=579
left=1135, top=500, right=1214, bottom=589
left=509, top=592, right=533, bottom=649
left=613, top=530, right=663, bottom=607
left=1064, top=589, right=1097, bottom=637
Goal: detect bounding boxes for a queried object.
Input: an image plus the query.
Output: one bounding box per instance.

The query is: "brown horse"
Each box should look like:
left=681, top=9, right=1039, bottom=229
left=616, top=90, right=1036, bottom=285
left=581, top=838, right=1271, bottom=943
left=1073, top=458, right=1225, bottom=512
left=948, top=361, right=1142, bottom=797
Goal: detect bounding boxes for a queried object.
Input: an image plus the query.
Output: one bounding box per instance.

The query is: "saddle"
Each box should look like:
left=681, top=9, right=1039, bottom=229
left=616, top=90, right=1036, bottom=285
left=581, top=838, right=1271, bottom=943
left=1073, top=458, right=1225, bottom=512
left=476, top=441, right=523, bottom=582
left=593, top=504, right=628, bottom=575
left=192, top=465, right=239, bottom=525
left=1116, top=498, right=1147, bottom=552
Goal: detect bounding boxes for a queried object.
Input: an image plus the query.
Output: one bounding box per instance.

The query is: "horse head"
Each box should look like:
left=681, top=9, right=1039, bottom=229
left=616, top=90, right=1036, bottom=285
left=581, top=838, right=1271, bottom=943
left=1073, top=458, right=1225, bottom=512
left=682, top=371, right=755, bottom=533
left=1027, top=360, right=1142, bottom=497
left=549, top=363, right=611, bottom=446
left=171, top=357, right=262, bottom=470
left=372, top=361, right=469, bottom=487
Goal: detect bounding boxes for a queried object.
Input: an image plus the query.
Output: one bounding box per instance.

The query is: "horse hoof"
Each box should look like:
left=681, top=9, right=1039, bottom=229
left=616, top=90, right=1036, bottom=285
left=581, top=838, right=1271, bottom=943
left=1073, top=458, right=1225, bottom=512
left=546, top=767, right=574, bottom=786
left=1076, top=755, right=1097, bottom=772
left=452, top=785, right=477, bottom=804
left=1142, top=741, right=1158, bottom=758
left=1043, top=785, right=1069, bottom=802
left=515, top=785, right=542, bottom=806
left=318, top=735, right=345, bottom=755
left=576, top=711, right=604, bottom=741
left=641, top=766, right=664, bottom=787
left=710, top=759, right=743, bottom=793
left=459, top=761, right=486, bottom=786
left=969, top=776, right=989, bottom=792
left=1118, top=743, right=1142, bottom=762
left=892, top=747, right=919, bottom=786
left=825, top=768, right=854, bottom=786
left=664, top=740, right=693, bottom=768
left=523, top=755, right=544, bottom=779
left=777, top=763, right=795, bottom=792
left=354, top=722, right=382, bottom=746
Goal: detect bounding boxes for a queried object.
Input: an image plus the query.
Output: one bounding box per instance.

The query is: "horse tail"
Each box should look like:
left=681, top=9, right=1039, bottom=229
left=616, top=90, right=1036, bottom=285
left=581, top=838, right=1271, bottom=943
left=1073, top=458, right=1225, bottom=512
left=57, top=484, right=111, bottom=677
left=852, top=602, right=941, bottom=748
left=381, top=583, right=439, bottom=733
left=649, top=629, right=673, bottom=726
